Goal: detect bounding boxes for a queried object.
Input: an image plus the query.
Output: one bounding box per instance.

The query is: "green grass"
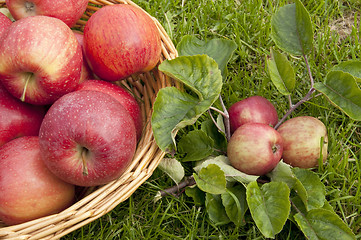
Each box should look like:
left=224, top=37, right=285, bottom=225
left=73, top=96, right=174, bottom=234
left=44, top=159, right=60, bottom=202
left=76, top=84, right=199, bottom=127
left=63, top=0, right=361, bottom=239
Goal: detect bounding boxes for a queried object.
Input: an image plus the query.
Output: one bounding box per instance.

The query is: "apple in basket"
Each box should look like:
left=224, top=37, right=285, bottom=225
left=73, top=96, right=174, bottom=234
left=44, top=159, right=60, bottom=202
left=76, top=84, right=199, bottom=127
left=0, top=136, right=75, bottom=226
left=227, top=122, right=284, bottom=176
left=0, top=83, right=45, bottom=147
left=5, top=0, right=89, bottom=27
left=0, top=15, right=83, bottom=105
left=228, top=95, right=279, bottom=134
left=72, top=30, right=95, bottom=82
left=83, top=4, right=162, bottom=81
left=0, top=12, right=12, bottom=38
left=39, top=90, right=137, bottom=187
left=76, top=79, right=143, bottom=141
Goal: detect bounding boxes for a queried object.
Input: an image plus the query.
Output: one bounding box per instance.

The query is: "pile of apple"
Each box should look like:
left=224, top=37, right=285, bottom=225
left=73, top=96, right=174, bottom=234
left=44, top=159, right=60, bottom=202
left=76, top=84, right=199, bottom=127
left=0, top=1, right=162, bottom=225
left=226, top=95, right=328, bottom=176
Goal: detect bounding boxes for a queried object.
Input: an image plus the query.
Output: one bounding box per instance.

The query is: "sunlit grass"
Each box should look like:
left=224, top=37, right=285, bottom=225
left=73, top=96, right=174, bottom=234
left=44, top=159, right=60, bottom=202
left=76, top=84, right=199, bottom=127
left=63, top=0, right=361, bottom=239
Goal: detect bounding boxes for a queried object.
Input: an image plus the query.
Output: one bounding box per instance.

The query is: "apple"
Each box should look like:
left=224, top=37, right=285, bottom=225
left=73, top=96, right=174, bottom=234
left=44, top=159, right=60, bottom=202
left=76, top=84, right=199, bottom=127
left=0, top=15, right=83, bottom=105
left=76, top=79, right=143, bottom=140
left=72, top=30, right=94, bottom=82
left=5, top=0, right=89, bottom=27
left=39, top=90, right=137, bottom=187
left=0, top=136, right=75, bottom=225
left=277, top=116, right=328, bottom=168
left=0, top=83, right=45, bottom=146
left=0, top=12, right=12, bottom=38
left=83, top=4, right=162, bottom=81
left=228, top=95, right=279, bottom=134
left=227, top=122, right=283, bottom=176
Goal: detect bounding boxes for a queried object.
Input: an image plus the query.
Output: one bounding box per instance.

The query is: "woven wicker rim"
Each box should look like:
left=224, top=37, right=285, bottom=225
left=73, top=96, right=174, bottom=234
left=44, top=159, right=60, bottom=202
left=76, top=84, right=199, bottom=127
left=0, top=0, right=178, bottom=239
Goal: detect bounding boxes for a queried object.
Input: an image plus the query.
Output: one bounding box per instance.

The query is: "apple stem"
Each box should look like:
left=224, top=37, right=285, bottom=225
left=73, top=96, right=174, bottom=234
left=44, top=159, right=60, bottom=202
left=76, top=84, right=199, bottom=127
left=81, top=148, right=89, bottom=176
left=20, top=73, right=33, bottom=102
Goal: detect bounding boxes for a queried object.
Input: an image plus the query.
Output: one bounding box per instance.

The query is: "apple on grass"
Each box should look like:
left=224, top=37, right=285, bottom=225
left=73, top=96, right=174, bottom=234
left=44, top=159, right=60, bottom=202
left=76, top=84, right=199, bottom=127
left=83, top=4, right=162, bottom=81
left=5, top=0, right=89, bottom=27
left=227, top=122, right=284, bottom=176
left=0, top=83, right=45, bottom=146
left=39, top=90, right=137, bottom=187
left=76, top=79, right=143, bottom=140
left=0, top=136, right=75, bottom=226
left=0, top=12, right=12, bottom=38
left=277, top=116, right=328, bottom=168
left=0, top=15, right=83, bottom=105
left=228, top=95, right=279, bottom=134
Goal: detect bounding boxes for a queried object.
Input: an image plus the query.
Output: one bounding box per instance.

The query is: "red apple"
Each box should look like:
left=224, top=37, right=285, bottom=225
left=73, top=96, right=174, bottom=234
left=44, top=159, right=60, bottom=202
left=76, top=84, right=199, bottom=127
left=39, top=90, right=137, bottom=187
left=228, top=95, right=279, bottom=134
left=5, top=0, right=89, bottom=27
left=0, top=12, right=12, bottom=38
left=83, top=4, right=162, bottom=81
left=0, top=83, right=45, bottom=146
left=76, top=79, right=143, bottom=140
left=227, top=122, right=283, bottom=176
left=72, top=30, right=94, bottom=82
left=277, top=116, right=328, bottom=168
left=0, top=16, right=83, bottom=105
left=0, top=136, right=75, bottom=225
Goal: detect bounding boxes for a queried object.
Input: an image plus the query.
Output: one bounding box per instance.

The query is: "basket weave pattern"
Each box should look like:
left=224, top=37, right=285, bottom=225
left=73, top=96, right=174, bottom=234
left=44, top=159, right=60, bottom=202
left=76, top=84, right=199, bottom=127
left=0, top=0, right=178, bottom=239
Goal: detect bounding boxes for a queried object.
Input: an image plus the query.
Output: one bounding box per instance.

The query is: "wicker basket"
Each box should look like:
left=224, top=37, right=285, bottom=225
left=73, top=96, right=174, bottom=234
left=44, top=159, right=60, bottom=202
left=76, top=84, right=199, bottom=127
left=0, top=0, right=178, bottom=239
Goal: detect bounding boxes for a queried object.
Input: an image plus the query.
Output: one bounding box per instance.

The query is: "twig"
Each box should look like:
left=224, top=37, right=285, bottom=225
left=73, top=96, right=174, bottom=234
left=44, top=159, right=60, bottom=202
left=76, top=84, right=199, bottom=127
left=274, top=87, right=316, bottom=129
left=160, top=176, right=196, bottom=197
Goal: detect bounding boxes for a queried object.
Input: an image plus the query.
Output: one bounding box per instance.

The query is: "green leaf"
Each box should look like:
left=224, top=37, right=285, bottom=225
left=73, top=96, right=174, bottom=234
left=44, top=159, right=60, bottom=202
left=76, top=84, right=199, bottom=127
left=205, top=193, right=230, bottom=225
left=293, top=168, right=326, bottom=211
left=157, top=158, right=185, bottom=184
left=201, top=118, right=227, bottom=153
left=268, top=161, right=297, bottom=189
left=332, top=60, right=361, bottom=82
left=177, top=35, right=237, bottom=77
left=271, top=0, right=313, bottom=56
left=294, top=209, right=356, bottom=240
left=178, top=130, right=214, bottom=162
left=221, top=185, right=248, bottom=226
left=185, top=185, right=206, bottom=205
left=194, top=155, right=259, bottom=185
left=246, top=181, right=291, bottom=239
left=314, top=70, right=361, bottom=121
left=266, top=48, right=296, bottom=95
left=193, top=164, right=227, bottom=194
left=152, top=55, right=223, bottom=151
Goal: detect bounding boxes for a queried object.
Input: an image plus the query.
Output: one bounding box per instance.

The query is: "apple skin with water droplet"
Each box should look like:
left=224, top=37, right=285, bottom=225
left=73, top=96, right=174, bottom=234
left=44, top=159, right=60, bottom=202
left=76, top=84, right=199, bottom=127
left=0, top=136, right=75, bottom=226
left=0, top=15, right=82, bottom=105
left=39, top=90, right=137, bottom=187
left=277, top=116, right=328, bottom=169
left=227, top=122, right=284, bottom=176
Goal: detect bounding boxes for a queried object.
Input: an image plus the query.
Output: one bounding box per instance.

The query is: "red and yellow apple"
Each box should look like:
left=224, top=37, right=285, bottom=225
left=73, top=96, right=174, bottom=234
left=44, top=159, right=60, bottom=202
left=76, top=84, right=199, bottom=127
left=0, top=136, right=75, bottom=225
left=5, top=0, right=89, bottom=27
left=39, top=90, right=137, bottom=187
left=228, top=95, right=279, bottom=134
left=0, top=16, right=83, bottom=105
left=227, top=122, right=283, bottom=176
left=83, top=4, right=162, bottom=81
left=277, top=116, right=328, bottom=168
